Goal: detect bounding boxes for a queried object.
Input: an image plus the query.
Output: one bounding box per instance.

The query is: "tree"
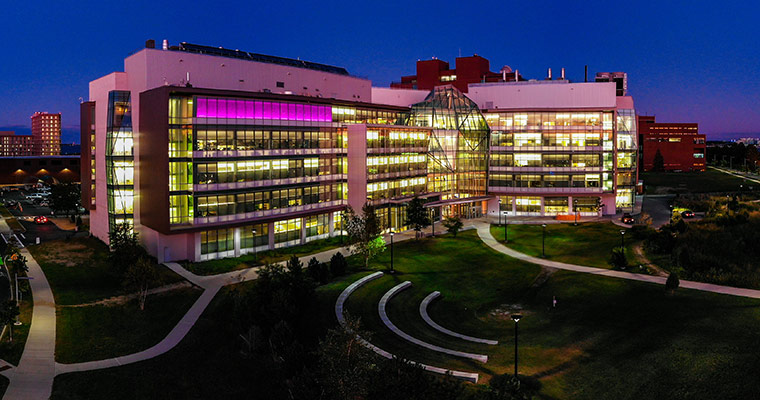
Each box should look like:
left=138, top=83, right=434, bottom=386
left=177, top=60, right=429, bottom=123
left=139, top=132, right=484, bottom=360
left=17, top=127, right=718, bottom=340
left=286, top=255, right=303, bottom=276
left=665, top=271, right=680, bottom=293
left=652, top=149, right=665, bottom=172
left=443, top=216, right=463, bottom=237
left=405, top=196, right=430, bottom=240
left=306, top=257, right=326, bottom=284
left=0, top=300, right=19, bottom=342
left=108, top=222, right=146, bottom=274
left=122, top=256, right=159, bottom=310
left=48, top=182, right=81, bottom=216
left=344, top=204, right=386, bottom=268
left=608, top=248, right=628, bottom=270
left=3, top=244, right=28, bottom=304
left=316, top=316, right=378, bottom=400
left=330, top=252, right=348, bottom=277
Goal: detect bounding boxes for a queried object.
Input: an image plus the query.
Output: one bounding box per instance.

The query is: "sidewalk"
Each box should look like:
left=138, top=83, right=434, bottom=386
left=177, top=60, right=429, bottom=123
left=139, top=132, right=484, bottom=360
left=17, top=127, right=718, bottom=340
left=1, top=248, right=57, bottom=400
left=474, top=221, right=760, bottom=299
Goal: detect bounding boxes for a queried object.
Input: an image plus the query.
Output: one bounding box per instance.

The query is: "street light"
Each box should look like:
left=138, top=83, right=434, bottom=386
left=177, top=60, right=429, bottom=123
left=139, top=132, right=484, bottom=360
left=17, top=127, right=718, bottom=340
left=541, top=224, right=547, bottom=258
left=389, top=231, right=395, bottom=273
left=498, top=198, right=503, bottom=226
left=511, top=314, right=523, bottom=378
left=620, top=229, right=626, bottom=250
left=251, top=228, right=258, bottom=264
left=573, top=199, right=578, bottom=226
left=504, top=215, right=509, bottom=243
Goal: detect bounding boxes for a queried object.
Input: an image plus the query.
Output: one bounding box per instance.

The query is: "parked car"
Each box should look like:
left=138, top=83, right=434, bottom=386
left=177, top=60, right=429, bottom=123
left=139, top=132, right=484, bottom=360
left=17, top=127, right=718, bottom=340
left=621, top=213, right=635, bottom=224
left=39, top=201, right=49, bottom=207
left=4, top=200, right=18, bottom=208
left=34, top=216, right=48, bottom=224
left=681, top=210, right=695, bottom=218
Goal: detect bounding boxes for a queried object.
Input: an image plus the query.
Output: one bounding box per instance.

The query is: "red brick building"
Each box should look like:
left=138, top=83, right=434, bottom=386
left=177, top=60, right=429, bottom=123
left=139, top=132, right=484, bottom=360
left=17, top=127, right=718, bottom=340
left=0, top=131, right=37, bottom=156
left=391, top=55, right=523, bottom=93
left=639, top=115, right=706, bottom=172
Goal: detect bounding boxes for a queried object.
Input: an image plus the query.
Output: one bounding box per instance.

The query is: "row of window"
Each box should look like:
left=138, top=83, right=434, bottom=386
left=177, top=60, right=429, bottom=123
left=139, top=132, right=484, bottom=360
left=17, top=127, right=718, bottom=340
left=491, top=132, right=609, bottom=147
left=489, top=174, right=603, bottom=188
left=498, top=195, right=601, bottom=213
left=195, top=128, right=345, bottom=151
left=490, top=153, right=602, bottom=168
left=195, top=157, right=343, bottom=184
left=195, top=183, right=345, bottom=217
left=367, top=177, right=427, bottom=200
left=484, top=112, right=613, bottom=129
left=367, top=130, right=429, bottom=149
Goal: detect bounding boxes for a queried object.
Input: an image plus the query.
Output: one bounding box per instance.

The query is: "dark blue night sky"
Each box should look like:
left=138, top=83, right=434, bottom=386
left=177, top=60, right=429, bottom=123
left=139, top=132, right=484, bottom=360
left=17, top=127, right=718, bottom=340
left=1, top=0, right=759, bottom=143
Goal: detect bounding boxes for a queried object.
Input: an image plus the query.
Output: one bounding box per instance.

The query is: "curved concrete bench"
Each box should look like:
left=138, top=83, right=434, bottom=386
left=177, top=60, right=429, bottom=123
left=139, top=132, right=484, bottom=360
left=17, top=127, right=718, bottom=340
left=335, top=272, right=479, bottom=383
left=420, top=291, right=498, bottom=345
left=379, top=282, right=488, bottom=363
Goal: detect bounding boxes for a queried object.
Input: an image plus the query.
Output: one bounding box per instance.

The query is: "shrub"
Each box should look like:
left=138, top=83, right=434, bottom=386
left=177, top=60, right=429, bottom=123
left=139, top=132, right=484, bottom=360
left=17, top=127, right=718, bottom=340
left=630, top=224, right=655, bottom=241
left=307, top=257, right=330, bottom=285
left=330, top=252, right=348, bottom=277
left=608, top=248, right=628, bottom=270
left=287, top=255, right=303, bottom=276
left=665, top=271, right=680, bottom=292
left=443, top=216, right=463, bottom=237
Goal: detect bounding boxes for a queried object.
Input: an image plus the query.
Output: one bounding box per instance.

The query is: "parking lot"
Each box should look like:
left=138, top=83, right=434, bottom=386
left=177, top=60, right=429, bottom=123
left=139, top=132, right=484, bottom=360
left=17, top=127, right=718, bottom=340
left=1, top=187, right=86, bottom=244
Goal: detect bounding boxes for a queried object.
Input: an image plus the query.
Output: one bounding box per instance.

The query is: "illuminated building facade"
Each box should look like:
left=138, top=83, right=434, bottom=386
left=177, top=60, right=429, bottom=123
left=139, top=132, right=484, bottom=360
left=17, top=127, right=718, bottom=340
left=0, top=131, right=37, bottom=156
left=85, top=41, right=636, bottom=263
left=31, top=112, right=61, bottom=155
left=638, top=116, right=705, bottom=172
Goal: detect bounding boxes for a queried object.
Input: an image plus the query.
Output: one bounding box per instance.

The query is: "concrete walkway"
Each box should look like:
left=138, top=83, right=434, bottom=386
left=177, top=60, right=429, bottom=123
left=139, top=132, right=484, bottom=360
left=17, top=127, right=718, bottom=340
left=335, top=272, right=479, bottom=383
left=1, top=248, right=57, bottom=400
left=420, top=291, right=498, bottom=345
left=474, top=221, right=760, bottom=299
left=378, top=282, right=488, bottom=363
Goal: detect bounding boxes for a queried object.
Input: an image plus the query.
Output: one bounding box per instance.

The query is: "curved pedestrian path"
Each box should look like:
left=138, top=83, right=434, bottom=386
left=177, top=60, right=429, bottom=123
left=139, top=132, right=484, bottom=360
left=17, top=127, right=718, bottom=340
left=379, top=282, right=488, bottom=363
left=420, top=291, right=497, bottom=345
left=474, top=221, right=760, bottom=299
left=335, top=272, right=479, bottom=383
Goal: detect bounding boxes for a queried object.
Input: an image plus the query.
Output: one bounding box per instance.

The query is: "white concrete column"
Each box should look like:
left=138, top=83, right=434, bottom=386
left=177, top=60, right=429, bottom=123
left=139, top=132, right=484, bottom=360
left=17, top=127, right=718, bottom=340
left=540, top=197, right=545, bottom=216
left=300, top=217, right=306, bottom=244
left=268, top=222, right=275, bottom=250
left=568, top=195, right=573, bottom=215
left=233, top=227, right=241, bottom=257
left=194, top=232, right=202, bottom=261
left=328, top=211, right=335, bottom=236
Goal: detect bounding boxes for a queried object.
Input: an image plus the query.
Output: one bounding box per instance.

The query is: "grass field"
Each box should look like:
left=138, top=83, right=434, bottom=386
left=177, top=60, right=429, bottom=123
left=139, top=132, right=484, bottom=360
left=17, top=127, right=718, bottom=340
left=28, top=237, right=185, bottom=305
left=55, top=287, right=202, bottom=364
left=52, top=231, right=760, bottom=399
left=490, top=222, right=645, bottom=270
left=642, top=168, right=750, bottom=194
left=184, top=235, right=348, bottom=275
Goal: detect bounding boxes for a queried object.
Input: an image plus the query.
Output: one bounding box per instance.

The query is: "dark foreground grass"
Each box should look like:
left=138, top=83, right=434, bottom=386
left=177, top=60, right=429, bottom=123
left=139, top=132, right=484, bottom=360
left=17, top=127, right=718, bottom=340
left=642, top=168, right=750, bottom=194
left=184, top=235, right=348, bottom=275
left=52, top=231, right=760, bottom=400
left=0, top=279, right=32, bottom=366
left=491, top=222, right=643, bottom=270
left=28, top=237, right=185, bottom=305
left=52, top=280, right=333, bottom=400
left=55, top=287, right=202, bottom=364
left=0, top=206, right=24, bottom=231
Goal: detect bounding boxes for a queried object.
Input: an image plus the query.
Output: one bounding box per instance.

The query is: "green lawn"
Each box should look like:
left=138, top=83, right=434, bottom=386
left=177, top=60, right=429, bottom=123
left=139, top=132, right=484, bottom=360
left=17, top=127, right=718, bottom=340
left=55, top=287, right=202, bottom=364
left=642, top=168, right=750, bottom=194
left=184, top=235, right=348, bottom=275
left=51, top=231, right=760, bottom=399
left=333, top=231, right=760, bottom=398
left=0, top=279, right=32, bottom=366
left=491, top=222, right=645, bottom=270
left=28, top=237, right=185, bottom=305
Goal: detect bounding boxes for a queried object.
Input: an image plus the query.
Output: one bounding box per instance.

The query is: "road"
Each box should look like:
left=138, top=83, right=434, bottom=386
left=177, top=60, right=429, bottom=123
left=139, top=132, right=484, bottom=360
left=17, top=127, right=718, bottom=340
left=641, top=195, right=674, bottom=228
left=1, top=189, right=83, bottom=245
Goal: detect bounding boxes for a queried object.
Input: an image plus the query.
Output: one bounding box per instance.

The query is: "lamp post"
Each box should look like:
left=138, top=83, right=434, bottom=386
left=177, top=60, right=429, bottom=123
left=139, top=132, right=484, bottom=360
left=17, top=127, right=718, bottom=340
left=573, top=199, right=578, bottom=226
left=511, top=314, right=523, bottom=378
left=620, top=229, right=626, bottom=251
left=498, top=198, right=502, bottom=226
left=389, top=231, right=395, bottom=273
left=504, top=216, right=509, bottom=243
left=431, top=209, right=435, bottom=237
left=251, top=228, right=258, bottom=264
left=541, top=224, right=547, bottom=258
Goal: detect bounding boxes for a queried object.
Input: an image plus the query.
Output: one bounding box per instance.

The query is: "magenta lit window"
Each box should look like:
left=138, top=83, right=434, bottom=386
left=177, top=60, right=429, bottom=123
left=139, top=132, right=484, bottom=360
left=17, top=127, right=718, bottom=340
left=194, top=97, right=333, bottom=122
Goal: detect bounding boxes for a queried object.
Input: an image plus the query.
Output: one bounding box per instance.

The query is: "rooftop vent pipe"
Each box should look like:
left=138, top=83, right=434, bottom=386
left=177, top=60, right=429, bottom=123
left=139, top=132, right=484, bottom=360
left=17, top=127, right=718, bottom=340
left=162, top=39, right=169, bottom=50
left=547, top=68, right=552, bottom=80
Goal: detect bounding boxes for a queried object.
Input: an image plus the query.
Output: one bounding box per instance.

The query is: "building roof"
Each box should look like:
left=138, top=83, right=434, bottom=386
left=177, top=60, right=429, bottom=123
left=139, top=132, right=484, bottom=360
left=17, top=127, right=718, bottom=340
left=174, top=42, right=350, bottom=76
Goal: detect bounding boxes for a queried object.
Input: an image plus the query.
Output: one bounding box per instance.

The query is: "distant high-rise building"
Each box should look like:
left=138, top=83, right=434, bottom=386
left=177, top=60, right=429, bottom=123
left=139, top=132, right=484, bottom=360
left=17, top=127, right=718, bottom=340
left=0, top=131, right=37, bottom=156
left=31, top=112, right=61, bottom=155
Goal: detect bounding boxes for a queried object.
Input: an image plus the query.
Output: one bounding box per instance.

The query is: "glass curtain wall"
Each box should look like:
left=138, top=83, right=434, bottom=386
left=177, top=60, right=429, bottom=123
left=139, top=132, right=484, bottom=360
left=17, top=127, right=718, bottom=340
left=401, top=86, right=490, bottom=199
left=106, top=91, right=134, bottom=233
left=615, top=109, right=637, bottom=210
